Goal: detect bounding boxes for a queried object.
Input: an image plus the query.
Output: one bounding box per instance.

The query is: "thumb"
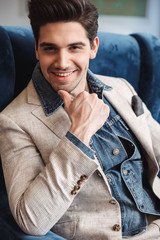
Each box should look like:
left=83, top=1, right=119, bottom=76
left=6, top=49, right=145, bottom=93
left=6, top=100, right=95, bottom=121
left=58, top=90, right=72, bottom=110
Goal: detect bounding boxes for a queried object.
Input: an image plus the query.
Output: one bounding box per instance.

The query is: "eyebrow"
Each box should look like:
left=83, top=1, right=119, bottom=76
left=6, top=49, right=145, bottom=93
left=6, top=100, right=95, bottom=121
left=39, top=42, right=56, bottom=48
left=39, top=41, right=86, bottom=48
left=69, top=42, right=86, bottom=47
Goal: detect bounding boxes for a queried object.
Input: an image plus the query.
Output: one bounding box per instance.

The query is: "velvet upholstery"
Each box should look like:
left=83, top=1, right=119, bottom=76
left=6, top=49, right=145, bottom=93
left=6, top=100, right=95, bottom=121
left=3, top=26, right=37, bottom=99
left=0, top=27, right=15, bottom=111
left=131, top=33, right=160, bottom=122
left=90, top=32, right=140, bottom=91
left=0, top=26, right=160, bottom=239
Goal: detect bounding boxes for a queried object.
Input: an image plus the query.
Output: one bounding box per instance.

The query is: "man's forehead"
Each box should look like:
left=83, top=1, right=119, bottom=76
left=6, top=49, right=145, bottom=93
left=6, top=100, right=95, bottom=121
left=38, top=21, right=89, bottom=40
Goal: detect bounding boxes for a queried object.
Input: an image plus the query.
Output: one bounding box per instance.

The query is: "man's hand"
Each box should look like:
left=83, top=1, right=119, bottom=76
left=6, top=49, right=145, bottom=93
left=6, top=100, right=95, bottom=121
left=58, top=90, right=110, bottom=146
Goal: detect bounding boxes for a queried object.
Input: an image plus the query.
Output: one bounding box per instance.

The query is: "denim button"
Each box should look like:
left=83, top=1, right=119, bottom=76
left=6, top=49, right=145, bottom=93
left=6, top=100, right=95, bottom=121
left=112, top=149, right=119, bottom=155
left=123, top=169, right=128, bottom=176
left=107, top=176, right=112, bottom=183
left=139, top=205, right=144, bottom=211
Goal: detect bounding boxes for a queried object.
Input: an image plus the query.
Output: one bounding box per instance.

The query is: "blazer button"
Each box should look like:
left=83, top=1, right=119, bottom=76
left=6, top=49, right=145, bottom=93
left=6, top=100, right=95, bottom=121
left=77, top=175, right=88, bottom=185
left=71, top=190, right=77, bottom=195
left=74, top=184, right=80, bottom=190
left=80, top=175, right=88, bottom=180
left=113, top=224, right=121, bottom=231
left=112, top=149, right=119, bottom=156
left=77, top=179, right=84, bottom=185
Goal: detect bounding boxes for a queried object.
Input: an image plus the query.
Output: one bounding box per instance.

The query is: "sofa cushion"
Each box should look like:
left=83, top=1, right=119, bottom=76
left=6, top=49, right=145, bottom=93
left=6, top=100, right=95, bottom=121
left=0, top=26, right=15, bottom=111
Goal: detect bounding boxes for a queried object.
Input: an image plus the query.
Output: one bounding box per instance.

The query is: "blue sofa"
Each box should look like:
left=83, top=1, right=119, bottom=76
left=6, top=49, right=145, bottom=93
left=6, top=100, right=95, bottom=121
left=0, top=26, right=160, bottom=240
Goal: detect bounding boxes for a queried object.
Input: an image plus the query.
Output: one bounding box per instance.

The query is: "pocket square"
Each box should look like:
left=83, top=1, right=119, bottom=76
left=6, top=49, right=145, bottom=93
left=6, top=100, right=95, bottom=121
left=131, top=95, right=144, bottom=116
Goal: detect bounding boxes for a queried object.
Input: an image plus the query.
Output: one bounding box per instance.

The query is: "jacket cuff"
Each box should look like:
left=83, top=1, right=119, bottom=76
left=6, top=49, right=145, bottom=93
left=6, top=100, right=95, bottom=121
left=66, top=131, right=95, bottom=159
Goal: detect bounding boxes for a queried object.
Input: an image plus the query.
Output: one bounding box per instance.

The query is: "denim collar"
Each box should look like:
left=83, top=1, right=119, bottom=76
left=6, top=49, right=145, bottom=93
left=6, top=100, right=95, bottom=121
left=32, top=62, right=112, bottom=116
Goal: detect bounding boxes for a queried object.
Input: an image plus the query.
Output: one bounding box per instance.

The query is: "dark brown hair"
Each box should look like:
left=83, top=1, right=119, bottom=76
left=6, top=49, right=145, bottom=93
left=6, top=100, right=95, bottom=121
left=28, top=0, right=99, bottom=47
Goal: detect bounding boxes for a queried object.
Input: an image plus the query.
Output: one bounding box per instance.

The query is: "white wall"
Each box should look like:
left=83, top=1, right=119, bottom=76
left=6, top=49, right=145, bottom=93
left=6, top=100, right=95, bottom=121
left=0, top=0, right=160, bottom=38
left=98, top=0, right=160, bottom=38
left=0, top=0, right=29, bottom=26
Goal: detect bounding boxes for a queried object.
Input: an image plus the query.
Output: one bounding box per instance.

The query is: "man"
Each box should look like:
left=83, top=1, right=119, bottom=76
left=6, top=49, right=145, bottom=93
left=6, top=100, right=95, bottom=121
left=0, top=0, right=160, bottom=239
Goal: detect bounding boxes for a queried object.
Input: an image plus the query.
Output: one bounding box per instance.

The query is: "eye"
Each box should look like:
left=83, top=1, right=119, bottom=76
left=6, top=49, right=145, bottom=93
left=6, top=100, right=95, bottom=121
left=71, top=46, right=79, bottom=49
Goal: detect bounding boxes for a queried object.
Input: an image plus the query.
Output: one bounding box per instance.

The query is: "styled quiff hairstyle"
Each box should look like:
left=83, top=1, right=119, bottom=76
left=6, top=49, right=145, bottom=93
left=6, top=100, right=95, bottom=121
left=28, top=0, right=99, bottom=47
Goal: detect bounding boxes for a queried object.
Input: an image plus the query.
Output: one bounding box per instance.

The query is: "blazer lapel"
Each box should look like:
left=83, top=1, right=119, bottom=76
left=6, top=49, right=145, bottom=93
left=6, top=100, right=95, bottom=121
left=27, top=80, right=71, bottom=139
left=32, top=106, right=71, bottom=140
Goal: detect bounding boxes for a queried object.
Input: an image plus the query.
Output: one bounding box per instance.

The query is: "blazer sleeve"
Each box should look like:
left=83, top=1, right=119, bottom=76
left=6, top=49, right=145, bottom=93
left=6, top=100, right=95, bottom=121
left=0, top=112, right=98, bottom=236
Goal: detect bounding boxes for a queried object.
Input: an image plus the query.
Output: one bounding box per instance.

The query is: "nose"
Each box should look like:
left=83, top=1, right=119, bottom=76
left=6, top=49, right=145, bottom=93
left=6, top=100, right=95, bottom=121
left=54, top=49, right=69, bottom=70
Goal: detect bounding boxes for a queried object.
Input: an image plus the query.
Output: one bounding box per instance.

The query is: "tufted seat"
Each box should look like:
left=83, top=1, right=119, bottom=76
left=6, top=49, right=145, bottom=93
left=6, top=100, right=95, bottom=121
left=0, top=26, right=160, bottom=239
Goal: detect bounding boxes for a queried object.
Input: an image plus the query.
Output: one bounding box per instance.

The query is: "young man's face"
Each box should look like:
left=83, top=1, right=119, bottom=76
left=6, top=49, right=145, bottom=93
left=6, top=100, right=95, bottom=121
left=35, top=21, right=99, bottom=97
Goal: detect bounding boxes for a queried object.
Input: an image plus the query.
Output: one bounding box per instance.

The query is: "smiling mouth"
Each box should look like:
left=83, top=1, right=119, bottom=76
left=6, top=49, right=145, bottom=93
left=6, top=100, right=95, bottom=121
left=54, top=71, right=73, bottom=77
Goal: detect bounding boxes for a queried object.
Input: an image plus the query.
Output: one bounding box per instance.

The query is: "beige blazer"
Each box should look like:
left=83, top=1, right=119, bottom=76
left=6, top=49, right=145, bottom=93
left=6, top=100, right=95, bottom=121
left=0, top=75, right=160, bottom=240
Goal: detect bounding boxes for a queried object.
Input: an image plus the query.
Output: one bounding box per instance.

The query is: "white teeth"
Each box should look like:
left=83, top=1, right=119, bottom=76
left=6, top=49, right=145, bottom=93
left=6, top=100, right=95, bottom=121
left=55, top=72, right=73, bottom=77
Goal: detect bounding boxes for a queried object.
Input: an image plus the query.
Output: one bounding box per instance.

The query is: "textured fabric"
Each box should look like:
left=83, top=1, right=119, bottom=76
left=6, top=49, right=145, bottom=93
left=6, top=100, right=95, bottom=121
left=0, top=213, right=65, bottom=240
left=89, top=32, right=140, bottom=92
left=0, top=164, right=66, bottom=240
left=3, top=26, right=37, bottom=98
left=0, top=27, right=15, bottom=111
left=0, top=75, right=160, bottom=239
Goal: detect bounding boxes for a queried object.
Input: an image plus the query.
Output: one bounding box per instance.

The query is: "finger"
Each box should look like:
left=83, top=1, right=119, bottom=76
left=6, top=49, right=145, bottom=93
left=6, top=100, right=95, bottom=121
left=58, top=90, right=72, bottom=110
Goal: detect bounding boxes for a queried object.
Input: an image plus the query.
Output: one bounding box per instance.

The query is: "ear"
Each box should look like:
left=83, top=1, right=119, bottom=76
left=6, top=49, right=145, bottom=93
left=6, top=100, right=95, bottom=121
left=34, top=38, right=39, bottom=60
left=90, top=37, right=99, bottom=59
